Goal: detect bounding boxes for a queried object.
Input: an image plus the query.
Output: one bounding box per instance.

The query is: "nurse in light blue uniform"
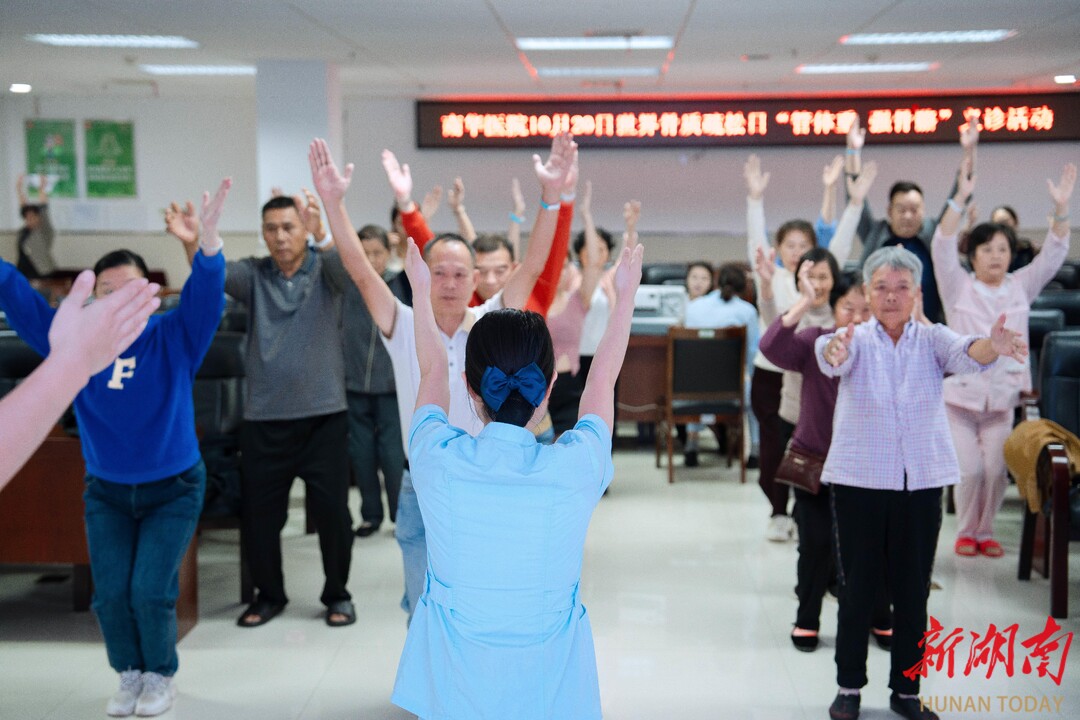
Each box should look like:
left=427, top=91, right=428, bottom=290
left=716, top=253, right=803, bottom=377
left=391, top=238, right=644, bottom=720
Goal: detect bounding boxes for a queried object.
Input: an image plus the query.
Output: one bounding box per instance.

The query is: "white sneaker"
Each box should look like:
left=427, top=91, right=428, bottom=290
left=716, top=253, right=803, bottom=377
left=134, top=672, right=176, bottom=717
left=106, top=670, right=143, bottom=717
left=766, top=515, right=791, bottom=542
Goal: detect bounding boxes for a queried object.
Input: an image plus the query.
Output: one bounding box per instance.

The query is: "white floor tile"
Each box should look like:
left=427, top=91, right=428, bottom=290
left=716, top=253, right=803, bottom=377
left=2, top=444, right=1078, bottom=719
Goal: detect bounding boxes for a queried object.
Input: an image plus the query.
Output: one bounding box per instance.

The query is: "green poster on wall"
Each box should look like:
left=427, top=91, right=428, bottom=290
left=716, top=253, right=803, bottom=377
left=85, top=120, right=136, bottom=198
left=24, top=119, right=77, bottom=198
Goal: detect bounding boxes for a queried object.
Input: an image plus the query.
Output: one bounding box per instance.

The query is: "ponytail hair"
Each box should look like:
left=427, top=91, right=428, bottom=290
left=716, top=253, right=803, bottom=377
left=465, top=309, right=555, bottom=426
left=717, top=263, right=747, bottom=301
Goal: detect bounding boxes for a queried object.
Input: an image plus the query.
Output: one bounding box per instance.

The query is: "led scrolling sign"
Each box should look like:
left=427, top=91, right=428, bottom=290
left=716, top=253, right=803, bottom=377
left=416, top=93, right=1080, bottom=148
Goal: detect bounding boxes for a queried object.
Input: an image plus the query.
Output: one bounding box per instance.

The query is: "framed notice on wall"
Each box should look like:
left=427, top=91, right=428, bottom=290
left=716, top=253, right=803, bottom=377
left=85, top=120, right=137, bottom=198
left=24, top=119, right=77, bottom=197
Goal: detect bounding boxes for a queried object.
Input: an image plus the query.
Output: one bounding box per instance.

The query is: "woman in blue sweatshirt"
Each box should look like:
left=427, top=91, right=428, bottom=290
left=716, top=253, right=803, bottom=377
left=0, top=179, right=231, bottom=718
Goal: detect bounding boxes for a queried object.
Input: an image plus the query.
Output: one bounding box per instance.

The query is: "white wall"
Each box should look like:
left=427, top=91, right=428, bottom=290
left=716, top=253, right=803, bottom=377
left=2, top=93, right=1078, bottom=286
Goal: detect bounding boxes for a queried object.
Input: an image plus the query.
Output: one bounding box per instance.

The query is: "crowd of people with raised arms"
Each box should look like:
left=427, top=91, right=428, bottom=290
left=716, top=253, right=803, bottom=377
left=0, top=118, right=1074, bottom=720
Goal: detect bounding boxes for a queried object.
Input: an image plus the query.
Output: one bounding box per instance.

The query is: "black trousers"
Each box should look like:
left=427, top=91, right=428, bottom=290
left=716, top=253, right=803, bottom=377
left=751, top=368, right=789, bottom=516
left=240, top=412, right=353, bottom=607
left=346, top=390, right=403, bottom=524
left=793, top=485, right=891, bottom=632
left=548, top=362, right=587, bottom=436
left=831, top=484, right=942, bottom=694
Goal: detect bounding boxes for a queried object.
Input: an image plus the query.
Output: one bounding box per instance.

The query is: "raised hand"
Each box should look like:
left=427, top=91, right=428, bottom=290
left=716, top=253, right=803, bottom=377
left=990, top=313, right=1028, bottom=362
left=822, top=155, right=844, bottom=187
left=532, top=132, right=577, bottom=197
left=297, top=188, right=324, bottom=237
left=960, top=120, right=980, bottom=152
left=624, top=200, right=641, bottom=232
left=448, top=178, right=465, bottom=212
left=846, top=160, right=879, bottom=205
left=744, top=154, right=769, bottom=200
left=754, top=246, right=776, bottom=286
left=796, top=259, right=816, bottom=304
left=198, top=178, right=232, bottom=253
left=422, top=184, right=444, bottom=219
left=956, top=156, right=976, bottom=203
left=563, top=151, right=579, bottom=195
left=846, top=116, right=865, bottom=151
left=403, top=237, right=430, bottom=294
left=580, top=179, right=593, bottom=216
left=165, top=200, right=199, bottom=245
left=309, top=138, right=354, bottom=203
left=1048, top=162, right=1077, bottom=209
left=511, top=177, right=526, bottom=217
left=380, top=149, right=412, bottom=204
left=613, top=243, right=645, bottom=301
left=824, top=324, right=856, bottom=367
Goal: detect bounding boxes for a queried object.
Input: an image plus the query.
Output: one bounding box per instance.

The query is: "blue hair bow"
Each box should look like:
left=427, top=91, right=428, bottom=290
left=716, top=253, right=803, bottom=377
left=480, top=363, right=547, bottom=413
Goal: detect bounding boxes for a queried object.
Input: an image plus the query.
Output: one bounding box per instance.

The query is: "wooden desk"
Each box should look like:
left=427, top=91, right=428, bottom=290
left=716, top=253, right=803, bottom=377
left=616, top=334, right=667, bottom=424
left=0, top=428, right=198, bottom=639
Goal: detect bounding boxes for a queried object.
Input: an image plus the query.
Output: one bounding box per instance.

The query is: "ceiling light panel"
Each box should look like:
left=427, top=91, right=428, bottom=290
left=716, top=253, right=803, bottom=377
left=139, top=65, right=256, bottom=76
left=27, top=34, right=199, bottom=48
left=535, top=66, right=661, bottom=78
left=1055, top=75, right=1077, bottom=84
left=9, top=83, right=32, bottom=93
left=797, top=63, right=936, bottom=75
left=517, top=36, right=673, bottom=51
left=840, top=30, right=1015, bottom=45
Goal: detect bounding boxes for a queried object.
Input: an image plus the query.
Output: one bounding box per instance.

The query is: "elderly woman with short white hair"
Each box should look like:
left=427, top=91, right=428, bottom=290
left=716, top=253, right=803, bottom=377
left=815, top=245, right=1027, bottom=720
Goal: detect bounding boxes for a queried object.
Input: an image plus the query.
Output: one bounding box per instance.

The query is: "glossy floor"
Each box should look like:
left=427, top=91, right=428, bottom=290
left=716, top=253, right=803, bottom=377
left=2, top=445, right=1078, bottom=720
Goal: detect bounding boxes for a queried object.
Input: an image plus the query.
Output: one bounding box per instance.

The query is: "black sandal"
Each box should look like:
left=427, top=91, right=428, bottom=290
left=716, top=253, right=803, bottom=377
left=326, top=599, right=356, bottom=627
left=237, top=599, right=286, bottom=628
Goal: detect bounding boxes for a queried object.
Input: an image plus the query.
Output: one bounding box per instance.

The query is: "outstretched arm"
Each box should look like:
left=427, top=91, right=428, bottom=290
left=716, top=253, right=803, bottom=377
left=382, top=149, right=435, bottom=250
left=404, top=238, right=450, bottom=414
left=501, top=133, right=577, bottom=309
left=1014, top=163, right=1076, bottom=300
left=843, top=116, right=875, bottom=242
left=311, top=139, right=399, bottom=336
left=820, top=155, right=843, bottom=226
left=744, top=154, right=770, bottom=265
left=0, top=270, right=161, bottom=489
left=830, top=160, right=878, bottom=262
left=447, top=177, right=477, bottom=241
left=579, top=244, right=644, bottom=431
left=420, top=184, right=442, bottom=221
left=507, top=177, right=527, bottom=258
left=930, top=157, right=975, bottom=310
left=967, top=313, right=1027, bottom=365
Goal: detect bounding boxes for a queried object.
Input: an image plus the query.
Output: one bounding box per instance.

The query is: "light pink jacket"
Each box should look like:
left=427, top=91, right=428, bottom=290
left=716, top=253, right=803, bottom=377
left=932, top=227, right=1069, bottom=412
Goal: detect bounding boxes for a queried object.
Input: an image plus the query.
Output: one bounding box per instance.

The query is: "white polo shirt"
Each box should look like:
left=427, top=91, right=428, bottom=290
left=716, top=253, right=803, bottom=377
left=381, top=293, right=504, bottom=458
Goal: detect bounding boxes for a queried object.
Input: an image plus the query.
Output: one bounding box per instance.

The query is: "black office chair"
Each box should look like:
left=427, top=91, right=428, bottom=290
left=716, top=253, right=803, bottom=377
left=1029, top=309, right=1066, bottom=392
left=1017, top=330, right=1080, bottom=618
left=0, top=332, right=43, bottom=399
left=192, top=331, right=251, bottom=601
left=658, top=326, right=747, bottom=484
left=1053, top=264, right=1079, bottom=291
left=1032, top=290, right=1080, bottom=327
left=642, top=263, right=689, bottom=287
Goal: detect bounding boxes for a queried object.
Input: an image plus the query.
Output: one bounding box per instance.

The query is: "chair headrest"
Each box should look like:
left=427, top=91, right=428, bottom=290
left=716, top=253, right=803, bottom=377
left=0, top=333, right=44, bottom=378
left=1040, top=330, right=1080, bottom=380
left=196, top=332, right=245, bottom=379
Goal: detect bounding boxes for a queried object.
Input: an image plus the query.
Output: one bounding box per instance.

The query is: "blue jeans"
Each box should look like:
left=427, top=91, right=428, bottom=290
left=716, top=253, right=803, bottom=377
left=395, top=469, right=426, bottom=625
left=84, top=461, right=205, bottom=676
